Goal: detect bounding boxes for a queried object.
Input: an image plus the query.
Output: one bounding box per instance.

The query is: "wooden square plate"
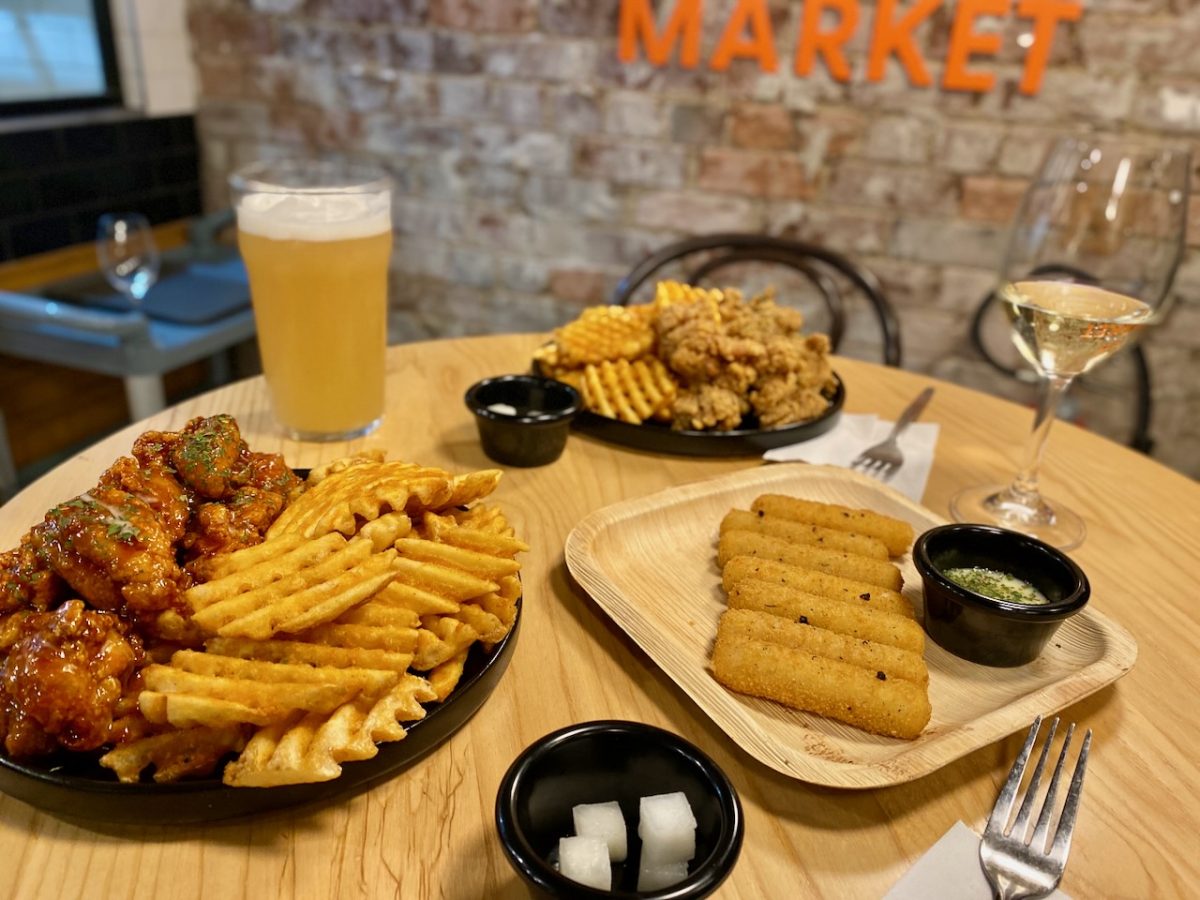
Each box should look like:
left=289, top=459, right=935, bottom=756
left=563, top=464, right=1137, bottom=788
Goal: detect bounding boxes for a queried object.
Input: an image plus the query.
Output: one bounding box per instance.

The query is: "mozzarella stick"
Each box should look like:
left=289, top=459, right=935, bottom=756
left=718, top=609, right=928, bottom=684
left=722, top=555, right=914, bottom=619
left=718, top=531, right=902, bottom=592
left=711, top=634, right=931, bottom=740
left=725, top=578, right=925, bottom=653
left=750, top=494, right=915, bottom=556
left=719, top=509, right=890, bottom=560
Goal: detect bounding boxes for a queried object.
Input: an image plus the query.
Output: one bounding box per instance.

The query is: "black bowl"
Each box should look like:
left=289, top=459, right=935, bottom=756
left=465, top=375, right=581, bottom=467
left=495, top=721, right=744, bottom=899
left=913, top=524, right=1090, bottom=667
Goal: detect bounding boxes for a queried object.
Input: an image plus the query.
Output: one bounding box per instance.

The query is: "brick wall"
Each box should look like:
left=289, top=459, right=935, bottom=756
left=187, top=0, right=1200, bottom=476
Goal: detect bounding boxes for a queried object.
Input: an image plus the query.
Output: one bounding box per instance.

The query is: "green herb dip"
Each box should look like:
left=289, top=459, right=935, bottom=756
left=942, top=566, right=1049, bottom=605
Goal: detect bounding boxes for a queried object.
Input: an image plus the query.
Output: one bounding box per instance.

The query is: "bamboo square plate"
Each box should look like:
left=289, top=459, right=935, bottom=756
left=563, top=464, right=1137, bottom=788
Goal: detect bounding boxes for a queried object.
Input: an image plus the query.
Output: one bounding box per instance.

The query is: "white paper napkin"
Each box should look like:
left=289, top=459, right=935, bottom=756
left=762, top=414, right=940, bottom=503
left=884, top=821, right=1071, bottom=900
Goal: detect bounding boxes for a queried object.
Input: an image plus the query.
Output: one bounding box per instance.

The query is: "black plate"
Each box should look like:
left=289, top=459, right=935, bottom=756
left=0, top=600, right=520, bottom=825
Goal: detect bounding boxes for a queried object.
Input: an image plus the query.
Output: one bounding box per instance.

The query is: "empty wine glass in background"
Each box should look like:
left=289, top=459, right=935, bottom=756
left=950, top=137, right=1191, bottom=549
left=97, top=213, right=160, bottom=306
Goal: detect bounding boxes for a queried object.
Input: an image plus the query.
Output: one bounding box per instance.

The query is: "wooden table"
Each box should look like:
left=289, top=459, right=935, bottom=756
left=1, top=334, right=1197, bottom=899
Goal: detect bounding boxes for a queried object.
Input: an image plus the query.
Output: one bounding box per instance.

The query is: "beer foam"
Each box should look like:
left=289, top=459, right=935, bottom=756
left=236, top=190, right=391, bottom=241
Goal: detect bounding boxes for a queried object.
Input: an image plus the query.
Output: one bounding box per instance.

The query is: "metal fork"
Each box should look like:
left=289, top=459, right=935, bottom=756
left=979, top=715, right=1093, bottom=900
left=850, top=386, right=934, bottom=480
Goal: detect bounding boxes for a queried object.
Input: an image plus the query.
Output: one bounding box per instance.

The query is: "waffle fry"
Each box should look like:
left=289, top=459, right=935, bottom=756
left=267, top=460, right=501, bottom=540
left=222, top=674, right=437, bottom=787
left=553, top=305, right=654, bottom=367
left=99, top=726, right=246, bottom=784
left=653, top=280, right=726, bottom=319
left=427, top=650, right=469, bottom=702
left=581, top=357, right=678, bottom=424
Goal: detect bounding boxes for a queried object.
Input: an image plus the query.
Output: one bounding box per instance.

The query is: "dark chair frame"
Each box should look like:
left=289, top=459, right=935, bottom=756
left=970, top=263, right=1154, bottom=454
left=612, top=233, right=902, bottom=366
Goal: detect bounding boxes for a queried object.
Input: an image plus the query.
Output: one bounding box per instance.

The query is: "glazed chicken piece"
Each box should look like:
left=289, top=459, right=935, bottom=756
left=238, top=451, right=304, bottom=502
left=168, top=414, right=246, bottom=500
left=28, top=486, right=189, bottom=624
left=0, top=537, right=66, bottom=614
left=98, top=456, right=192, bottom=543
left=0, top=600, right=142, bottom=757
left=183, top=487, right=286, bottom=569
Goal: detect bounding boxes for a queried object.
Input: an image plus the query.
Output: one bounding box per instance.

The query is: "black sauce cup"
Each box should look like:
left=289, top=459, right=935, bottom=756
left=913, top=524, right=1090, bottom=667
left=495, top=721, right=744, bottom=899
left=465, top=375, right=581, bottom=467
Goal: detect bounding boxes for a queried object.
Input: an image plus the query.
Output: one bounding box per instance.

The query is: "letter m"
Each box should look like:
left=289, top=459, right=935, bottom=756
left=619, top=0, right=702, bottom=68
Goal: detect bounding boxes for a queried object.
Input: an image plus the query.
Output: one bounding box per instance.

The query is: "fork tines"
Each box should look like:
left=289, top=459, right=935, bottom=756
left=987, top=715, right=1093, bottom=861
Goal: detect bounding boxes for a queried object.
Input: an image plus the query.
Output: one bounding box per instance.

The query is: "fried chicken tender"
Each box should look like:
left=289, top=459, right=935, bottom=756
left=99, top=456, right=192, bottom=543
left=0, top=600, right=143, bottom=757
left=673, top=384, right=747, bottom=431
left=29, top=486, right=190, bottom=624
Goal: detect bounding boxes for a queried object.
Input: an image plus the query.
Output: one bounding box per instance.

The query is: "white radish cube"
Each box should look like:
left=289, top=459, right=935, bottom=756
left=637, top=860, right=690, bottom=892
left=558, top=835, right=612, bottom=890
left=573, top=801, right=628, bottom=862
left=638, top=792, right=698, bottom=864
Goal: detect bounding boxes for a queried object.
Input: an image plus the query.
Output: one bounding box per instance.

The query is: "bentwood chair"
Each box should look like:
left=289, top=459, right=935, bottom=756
left=613, top=233, right=903, bottom=366
left=971, top=263, right=1155, bottom=453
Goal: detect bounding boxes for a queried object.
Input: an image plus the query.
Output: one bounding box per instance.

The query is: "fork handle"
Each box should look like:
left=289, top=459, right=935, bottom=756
left=888, top=387, right=935, bottom=438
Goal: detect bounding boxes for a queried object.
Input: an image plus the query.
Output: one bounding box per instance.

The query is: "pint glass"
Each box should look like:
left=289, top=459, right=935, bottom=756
left=230, top=160, right=392, bottom=440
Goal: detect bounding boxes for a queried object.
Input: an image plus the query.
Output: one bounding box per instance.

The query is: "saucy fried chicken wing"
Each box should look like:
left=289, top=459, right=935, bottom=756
left=0, top=600, right=142, bottom=757
left=169, top=414, right=246, bottom=500
left=29, top=487, right=189, bottom=623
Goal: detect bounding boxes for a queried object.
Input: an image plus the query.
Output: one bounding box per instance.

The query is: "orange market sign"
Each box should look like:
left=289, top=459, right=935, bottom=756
left=618, top=0, right=1083, bottom=95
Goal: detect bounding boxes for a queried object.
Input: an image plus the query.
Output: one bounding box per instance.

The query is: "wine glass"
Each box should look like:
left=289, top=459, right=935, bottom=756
left=950, top=138, right=1190, bottom=549
left=97, top=213, right=160, bottom=307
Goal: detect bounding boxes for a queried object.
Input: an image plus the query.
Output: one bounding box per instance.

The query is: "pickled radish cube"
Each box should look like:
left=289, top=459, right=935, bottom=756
left=637, top=860, right=690, bottom=892
left=638, top=792, right=697, bottom=864
left=558, top=835, right=612, bottom=890
left=573, top=801, right=628, bottom=862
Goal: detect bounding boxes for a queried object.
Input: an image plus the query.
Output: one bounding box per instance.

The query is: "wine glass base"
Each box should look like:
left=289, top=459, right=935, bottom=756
left=949, top=483, right=1086, bottom=551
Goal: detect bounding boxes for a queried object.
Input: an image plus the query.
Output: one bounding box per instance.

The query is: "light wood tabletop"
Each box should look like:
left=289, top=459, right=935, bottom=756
left=1, top=333, right=1197, bottom=899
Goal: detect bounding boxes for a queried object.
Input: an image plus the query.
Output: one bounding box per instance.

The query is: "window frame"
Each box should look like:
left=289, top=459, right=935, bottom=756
left=0, top=0, right=124, bottom=119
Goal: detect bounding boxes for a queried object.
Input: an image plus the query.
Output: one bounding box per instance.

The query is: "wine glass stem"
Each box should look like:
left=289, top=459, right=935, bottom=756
left=1010, top=374, right=1073, bottom=498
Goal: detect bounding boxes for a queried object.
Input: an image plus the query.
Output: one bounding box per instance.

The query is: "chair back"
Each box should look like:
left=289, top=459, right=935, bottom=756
left=612, top=233, right=902, bottom=366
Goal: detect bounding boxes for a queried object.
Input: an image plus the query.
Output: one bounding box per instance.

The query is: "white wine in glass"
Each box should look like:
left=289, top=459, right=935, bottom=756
left=96, top=213, right=160, bottom=306
left=950, top=139, right=1190, bottom=549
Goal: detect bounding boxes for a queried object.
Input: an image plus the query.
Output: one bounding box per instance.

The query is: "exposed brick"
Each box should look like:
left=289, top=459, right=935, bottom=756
left=539, top=0, right=621, bottom=36
left=431, top=0, right=536, bottom=32
left=550, top=88, right=602, bottom=135
left=959, top=176, right=1028, bottom=224
left=730, top=104, right=796, bottom=151
left=765, top=204, right=894, bottom=257
left=604, top=92, right=667, bottom=139
left=936, top=125, right=1005, bottom=175
left=862, top=115, right=934, bottom=164
left=470, top=126, right=570, bottom=174
left=187, top=7, right=277, bottom=57
left=630, top=191, right=762, bottom=233
left=483, top=37, right=599, bottom=82
left=548, top=269, right=610, bottom=306
left=575, top=138, right=686, bottom=188
left=670, top=104, right=726, bottom=145
left=437, top=77, right=488, bottom=120
left=520, top=176, right=620, bottom=222
left=891, top=217, right=1007, bottom=269
left=433, top=32, right=484, bottom=74
left=697, top=149, right=816, bottom=200
left=307, top=0, right=429, bottom=26
left=826, top=161, right=959, bottom=216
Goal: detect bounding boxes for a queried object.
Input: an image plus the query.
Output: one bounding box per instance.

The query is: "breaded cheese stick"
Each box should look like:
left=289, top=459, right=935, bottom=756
left=722, top=556, right=914, bottom=619
left=750, top=494, right=915, bottom=556
left=725, top=578, right=925, bottom=653
left=719, top=509, right=890, bottom=560
left=718, top=608, right=928, bottom=685
left=718, top=531, right=903, bottom=592
left=711, top=634, right=931, bottom=739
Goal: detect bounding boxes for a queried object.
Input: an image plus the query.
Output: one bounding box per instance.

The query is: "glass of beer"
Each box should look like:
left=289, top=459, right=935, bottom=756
left=230, top=160, right=393, bottom=441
